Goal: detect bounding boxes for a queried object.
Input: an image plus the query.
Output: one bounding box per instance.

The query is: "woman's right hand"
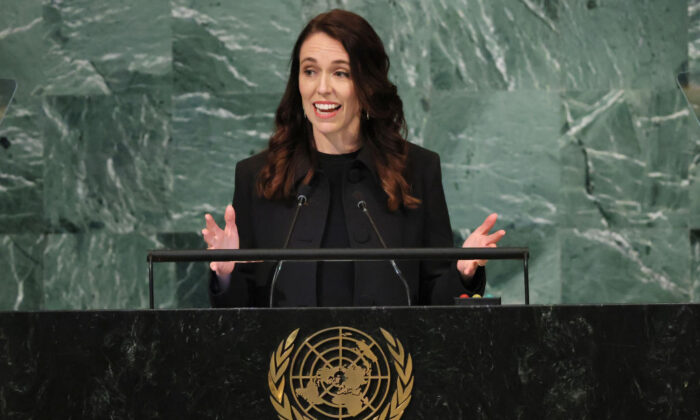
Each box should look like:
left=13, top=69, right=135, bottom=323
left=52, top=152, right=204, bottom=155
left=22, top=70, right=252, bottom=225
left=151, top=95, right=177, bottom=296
left=202, top=204, right=239, bottom=277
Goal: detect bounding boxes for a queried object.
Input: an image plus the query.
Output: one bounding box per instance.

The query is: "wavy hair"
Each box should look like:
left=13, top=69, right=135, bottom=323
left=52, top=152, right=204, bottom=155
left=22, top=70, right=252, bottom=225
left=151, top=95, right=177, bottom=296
left=257, top=9, right=420, bottom=211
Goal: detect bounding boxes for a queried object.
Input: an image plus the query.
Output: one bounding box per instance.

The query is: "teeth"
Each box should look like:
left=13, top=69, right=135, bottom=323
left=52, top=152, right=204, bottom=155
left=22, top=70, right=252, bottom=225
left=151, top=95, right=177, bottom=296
left=314, top=103, right=341, bottom=111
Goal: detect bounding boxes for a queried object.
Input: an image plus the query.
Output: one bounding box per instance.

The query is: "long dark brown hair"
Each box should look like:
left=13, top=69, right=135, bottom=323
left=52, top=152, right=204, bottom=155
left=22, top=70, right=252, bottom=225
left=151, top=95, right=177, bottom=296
left=257, top=9, right=420, bottom=211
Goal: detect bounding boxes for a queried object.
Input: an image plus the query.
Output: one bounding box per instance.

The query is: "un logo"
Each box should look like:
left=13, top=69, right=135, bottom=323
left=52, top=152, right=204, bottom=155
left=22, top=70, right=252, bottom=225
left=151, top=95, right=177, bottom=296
left=268, top=327, right=413, bottom=420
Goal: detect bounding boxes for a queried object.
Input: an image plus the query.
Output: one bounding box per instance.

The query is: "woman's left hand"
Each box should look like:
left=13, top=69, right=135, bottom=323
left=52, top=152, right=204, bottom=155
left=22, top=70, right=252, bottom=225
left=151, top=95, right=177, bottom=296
left=457, top=213, right=506, bottom=279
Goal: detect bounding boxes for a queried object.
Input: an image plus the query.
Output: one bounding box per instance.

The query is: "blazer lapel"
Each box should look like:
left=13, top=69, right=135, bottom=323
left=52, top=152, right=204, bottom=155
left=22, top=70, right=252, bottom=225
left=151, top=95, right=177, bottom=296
left=274, top=174, right=330, bottom=307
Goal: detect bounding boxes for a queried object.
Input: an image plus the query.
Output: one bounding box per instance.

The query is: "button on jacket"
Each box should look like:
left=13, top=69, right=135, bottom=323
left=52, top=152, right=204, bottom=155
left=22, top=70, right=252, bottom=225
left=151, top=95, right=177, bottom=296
left=209, top=142, right=485, bottom=307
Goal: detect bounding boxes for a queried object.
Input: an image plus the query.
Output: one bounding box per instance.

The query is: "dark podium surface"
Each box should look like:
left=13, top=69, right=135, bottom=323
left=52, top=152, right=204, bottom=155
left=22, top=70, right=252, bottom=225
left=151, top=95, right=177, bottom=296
left=1, top=304, right=698, bottom=419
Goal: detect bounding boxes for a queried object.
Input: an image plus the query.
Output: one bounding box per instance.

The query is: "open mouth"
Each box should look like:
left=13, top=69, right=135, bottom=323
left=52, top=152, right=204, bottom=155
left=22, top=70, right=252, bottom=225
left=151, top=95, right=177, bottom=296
left=313, top=102, right=341, bottom=118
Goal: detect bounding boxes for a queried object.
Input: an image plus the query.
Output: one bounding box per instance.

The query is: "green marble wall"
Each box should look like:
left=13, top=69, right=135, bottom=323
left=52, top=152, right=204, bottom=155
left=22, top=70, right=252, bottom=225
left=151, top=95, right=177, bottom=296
left=1, top=0, right=698, bottom=309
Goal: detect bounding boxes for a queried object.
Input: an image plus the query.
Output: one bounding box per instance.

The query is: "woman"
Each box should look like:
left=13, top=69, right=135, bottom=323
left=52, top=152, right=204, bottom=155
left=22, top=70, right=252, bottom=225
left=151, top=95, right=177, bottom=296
left=202, top=9, right=505, bottom=307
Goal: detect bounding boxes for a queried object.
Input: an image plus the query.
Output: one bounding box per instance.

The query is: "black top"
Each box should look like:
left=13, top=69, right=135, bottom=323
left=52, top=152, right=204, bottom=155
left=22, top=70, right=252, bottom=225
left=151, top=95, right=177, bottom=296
left=316, top=150, right=360, bottom=306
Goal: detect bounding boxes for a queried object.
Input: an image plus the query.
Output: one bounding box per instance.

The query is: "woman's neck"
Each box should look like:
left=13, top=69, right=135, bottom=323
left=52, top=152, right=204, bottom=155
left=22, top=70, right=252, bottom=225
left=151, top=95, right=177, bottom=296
left=313, top=128, right=362, bottom=154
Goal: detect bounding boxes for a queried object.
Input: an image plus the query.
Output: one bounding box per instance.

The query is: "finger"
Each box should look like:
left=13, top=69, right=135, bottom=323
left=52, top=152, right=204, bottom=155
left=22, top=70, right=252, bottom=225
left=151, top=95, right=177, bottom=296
left=203, top=226, right=221, bottom=246
left=224, top=206, right=240, bottom=238
left=485, top=229, right=506, bottom=245
left=224, top=204, right=236, bottom=225
left=459, top=259, right=479, bottom=277
left=210, top=261, right=217, bottom=272
left=475, top=213, right=498, bottom=234
left=205, top=213, right=222, bottom=233
left=467, top=260, right=479, bottom=274
left=202, top=228, right=214, bottom=247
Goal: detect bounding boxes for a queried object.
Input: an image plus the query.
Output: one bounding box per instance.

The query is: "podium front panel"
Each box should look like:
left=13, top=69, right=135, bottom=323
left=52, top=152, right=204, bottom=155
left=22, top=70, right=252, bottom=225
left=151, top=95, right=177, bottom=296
left=0, top=305, right=698, bottom=418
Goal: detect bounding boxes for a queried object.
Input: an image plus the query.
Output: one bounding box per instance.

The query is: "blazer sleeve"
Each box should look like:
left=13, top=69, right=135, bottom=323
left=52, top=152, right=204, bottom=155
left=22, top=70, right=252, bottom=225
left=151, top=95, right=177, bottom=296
left=417, top=152, right=486, bottom=305
left=208, top=160, right=258, bottom=307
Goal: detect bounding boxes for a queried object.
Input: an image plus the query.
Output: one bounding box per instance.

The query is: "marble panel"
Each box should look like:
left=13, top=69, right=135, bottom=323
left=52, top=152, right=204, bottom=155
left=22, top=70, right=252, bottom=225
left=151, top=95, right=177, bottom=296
left=560, top=89, right=691, bottom=229
left=691, top=0, right=700, bottom=73
left=40, top=0, right=171, bottom=96
left=690, top=113, right=700, bottom=228
left=172, top=0, right=304, bottom=95
left=692, top=230, right=700, bottom=302
left=561, top=228, right=691, bottom=303
left=0, top=0, right=49, bottom=100
left=42, top=232, right=167, bottom=309
left=0, top=235, right=45, bottom=311
left=0, top=97, right=44, bottom=233
left=559, top=0, right=687, bottom=90
left=42, top=93, right=171, bottom=234
left=428, top=0, right=560, bottom=91
left=2, top=306, right=699, bottom=417
left=424, top=89, right=560, bottom=303
left=169, top=92, right=277, bottom=231
left=0, top=0, right=697, bottom=311
left=425, top=90, right=560, bottom=229
left=155, top=233, right=209, bottom=309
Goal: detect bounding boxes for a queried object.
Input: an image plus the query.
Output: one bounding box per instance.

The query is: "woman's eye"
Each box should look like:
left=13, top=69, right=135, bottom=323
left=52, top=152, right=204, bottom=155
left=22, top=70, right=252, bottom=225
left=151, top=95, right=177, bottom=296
left=303, top=69, right=315, bottom=76
left=336, top=71, right=350, bottom=78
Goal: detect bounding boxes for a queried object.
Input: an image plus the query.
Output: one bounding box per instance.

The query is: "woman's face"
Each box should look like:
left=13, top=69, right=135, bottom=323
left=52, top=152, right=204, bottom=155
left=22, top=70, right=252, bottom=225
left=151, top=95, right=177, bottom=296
left=298, top=32, right=362, bottom=147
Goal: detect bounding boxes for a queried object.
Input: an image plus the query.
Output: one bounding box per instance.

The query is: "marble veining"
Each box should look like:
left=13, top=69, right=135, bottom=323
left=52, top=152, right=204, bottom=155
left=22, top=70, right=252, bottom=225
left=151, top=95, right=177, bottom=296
left=560, top=89, right=691, bottom=229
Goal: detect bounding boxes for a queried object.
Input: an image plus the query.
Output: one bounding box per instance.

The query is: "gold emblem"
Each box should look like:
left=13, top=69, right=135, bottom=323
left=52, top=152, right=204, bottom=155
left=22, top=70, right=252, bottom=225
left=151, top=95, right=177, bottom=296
left=268, top=327, right=414, bottom=420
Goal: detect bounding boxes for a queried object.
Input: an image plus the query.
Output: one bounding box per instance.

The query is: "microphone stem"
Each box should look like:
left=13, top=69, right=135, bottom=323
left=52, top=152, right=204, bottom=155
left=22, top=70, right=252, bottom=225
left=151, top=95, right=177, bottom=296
left=359, top=205, right=412, bottom=306
left=361, top=207, right=387, bottom=248
left=283, top=199, right=304, bottom=248
left=269, top=197, right=305, bottom=308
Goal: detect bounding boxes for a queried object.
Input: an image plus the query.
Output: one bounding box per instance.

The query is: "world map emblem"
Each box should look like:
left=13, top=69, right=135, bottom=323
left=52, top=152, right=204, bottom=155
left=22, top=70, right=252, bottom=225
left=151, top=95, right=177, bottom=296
left=268, top=327, right=414, bottom=420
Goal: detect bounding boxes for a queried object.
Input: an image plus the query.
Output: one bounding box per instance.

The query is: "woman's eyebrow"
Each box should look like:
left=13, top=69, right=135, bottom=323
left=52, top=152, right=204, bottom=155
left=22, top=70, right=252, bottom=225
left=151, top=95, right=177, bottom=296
left=300, top=57, right=350, bottom=66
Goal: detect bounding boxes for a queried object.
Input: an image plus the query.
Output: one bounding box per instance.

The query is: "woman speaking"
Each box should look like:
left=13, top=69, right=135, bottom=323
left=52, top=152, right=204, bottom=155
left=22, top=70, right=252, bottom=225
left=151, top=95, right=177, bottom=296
left=202, top=9, right=505, bottom=307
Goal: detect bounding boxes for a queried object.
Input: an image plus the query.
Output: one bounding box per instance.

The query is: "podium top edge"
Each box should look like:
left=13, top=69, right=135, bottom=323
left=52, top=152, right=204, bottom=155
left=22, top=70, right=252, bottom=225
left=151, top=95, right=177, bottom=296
left=146, top=247, right=530, bottom=262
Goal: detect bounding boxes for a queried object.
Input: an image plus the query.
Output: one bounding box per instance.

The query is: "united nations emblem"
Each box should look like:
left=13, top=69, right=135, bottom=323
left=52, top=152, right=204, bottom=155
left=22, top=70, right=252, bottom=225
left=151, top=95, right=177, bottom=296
left=268, top=327, right=414, bottom=420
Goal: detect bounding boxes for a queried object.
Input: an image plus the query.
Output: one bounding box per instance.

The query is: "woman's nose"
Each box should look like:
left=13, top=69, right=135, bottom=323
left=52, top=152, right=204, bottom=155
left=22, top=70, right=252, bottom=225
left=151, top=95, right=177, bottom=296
left=317, top=74, right=331, bottom=94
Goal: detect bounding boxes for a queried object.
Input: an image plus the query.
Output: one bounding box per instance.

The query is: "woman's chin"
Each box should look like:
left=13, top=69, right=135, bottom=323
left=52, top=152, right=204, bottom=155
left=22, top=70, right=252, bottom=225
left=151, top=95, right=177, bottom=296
left=312, top=122, right=342, bottom=136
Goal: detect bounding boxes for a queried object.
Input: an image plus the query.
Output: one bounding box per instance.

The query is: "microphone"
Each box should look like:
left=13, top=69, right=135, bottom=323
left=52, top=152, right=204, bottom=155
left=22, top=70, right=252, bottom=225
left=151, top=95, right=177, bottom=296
left=268, top=184, right=312, bottom=307
left=353, top=192, right=411, bottom=306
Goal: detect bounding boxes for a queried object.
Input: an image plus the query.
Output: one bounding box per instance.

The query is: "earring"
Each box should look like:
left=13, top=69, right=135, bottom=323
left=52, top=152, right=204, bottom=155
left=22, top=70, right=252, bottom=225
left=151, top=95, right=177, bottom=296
left=364, top=110, right=370, bottom=120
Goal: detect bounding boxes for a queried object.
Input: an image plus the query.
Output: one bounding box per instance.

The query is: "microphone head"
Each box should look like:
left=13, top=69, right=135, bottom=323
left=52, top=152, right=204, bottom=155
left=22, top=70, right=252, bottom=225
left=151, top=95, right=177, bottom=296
left=298, top=183, right=312, bottom=196
left=297, top=184, right=312, bottom=203
left=352, top=191, right=366, bottom=209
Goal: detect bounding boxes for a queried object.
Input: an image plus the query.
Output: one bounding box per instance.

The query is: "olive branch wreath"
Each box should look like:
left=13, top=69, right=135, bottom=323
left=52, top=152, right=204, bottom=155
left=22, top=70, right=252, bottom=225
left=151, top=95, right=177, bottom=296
left=268, top=328, right=413, bottom=420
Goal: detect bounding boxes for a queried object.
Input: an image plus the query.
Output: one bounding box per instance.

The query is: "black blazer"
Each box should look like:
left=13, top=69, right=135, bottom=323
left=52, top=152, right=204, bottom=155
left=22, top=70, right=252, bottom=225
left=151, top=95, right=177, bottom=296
left=209, top=142, right=485, bottom=307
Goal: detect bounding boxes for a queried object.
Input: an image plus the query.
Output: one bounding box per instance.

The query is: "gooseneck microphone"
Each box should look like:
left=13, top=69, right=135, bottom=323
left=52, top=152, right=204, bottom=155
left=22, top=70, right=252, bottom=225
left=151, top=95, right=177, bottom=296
left=353, top=192, right=412, bottom=306
left=268, top=184, right=312, bottom=307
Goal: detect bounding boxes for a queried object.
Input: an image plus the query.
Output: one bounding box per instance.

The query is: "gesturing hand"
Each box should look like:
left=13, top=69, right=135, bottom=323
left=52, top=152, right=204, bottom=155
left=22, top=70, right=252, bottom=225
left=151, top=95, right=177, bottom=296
left=457, top=213, right=506, bottom=279
left=201, top=204, right=239, bottom=277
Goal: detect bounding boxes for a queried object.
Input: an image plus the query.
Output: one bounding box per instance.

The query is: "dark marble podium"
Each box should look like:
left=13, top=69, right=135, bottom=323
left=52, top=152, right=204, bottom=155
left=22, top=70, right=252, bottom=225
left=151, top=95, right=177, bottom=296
left=1, top=305, right=698, bottom=419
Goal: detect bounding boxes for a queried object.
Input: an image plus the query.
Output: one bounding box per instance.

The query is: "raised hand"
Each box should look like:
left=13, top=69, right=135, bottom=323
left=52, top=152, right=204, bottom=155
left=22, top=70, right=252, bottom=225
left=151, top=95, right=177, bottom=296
left=201, top=204, right=239, bottom=277
left=457, top=213, right=506, bottom=279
